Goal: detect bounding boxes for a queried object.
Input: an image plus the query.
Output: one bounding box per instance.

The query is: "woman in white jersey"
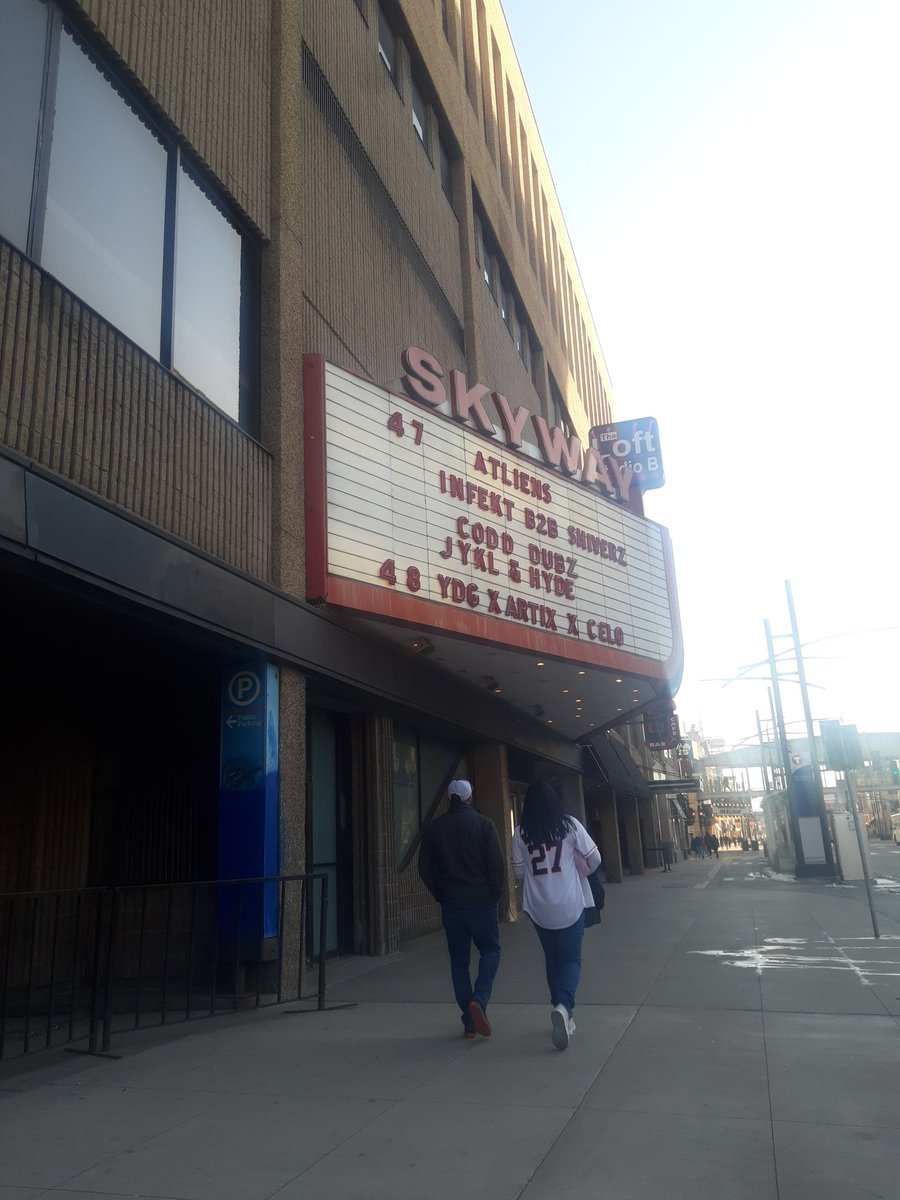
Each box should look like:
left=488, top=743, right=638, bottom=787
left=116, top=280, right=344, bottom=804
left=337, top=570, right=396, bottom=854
left=511, top=780, right=601, bottom=1050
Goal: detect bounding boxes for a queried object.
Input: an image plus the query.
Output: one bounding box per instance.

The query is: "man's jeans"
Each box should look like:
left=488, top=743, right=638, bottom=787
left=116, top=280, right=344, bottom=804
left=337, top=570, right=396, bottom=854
left=533, top=912, right=585, bottom=1015
left=441, top=902, right=501, bottom=1030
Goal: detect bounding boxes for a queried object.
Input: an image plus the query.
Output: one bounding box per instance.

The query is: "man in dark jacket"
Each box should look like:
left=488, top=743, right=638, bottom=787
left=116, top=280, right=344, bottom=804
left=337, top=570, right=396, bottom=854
left=418, top=778, right=505, bottom=1038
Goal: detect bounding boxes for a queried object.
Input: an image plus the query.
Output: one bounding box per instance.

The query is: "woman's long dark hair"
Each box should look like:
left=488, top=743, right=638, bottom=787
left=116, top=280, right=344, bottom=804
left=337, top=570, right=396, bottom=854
left=519, top=780, right=573, bottom=848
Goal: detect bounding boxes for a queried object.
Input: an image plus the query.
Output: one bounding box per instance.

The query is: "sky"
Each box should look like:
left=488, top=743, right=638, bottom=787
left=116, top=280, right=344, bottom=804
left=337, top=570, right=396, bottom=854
left=503, top=0, right=900, bottom=748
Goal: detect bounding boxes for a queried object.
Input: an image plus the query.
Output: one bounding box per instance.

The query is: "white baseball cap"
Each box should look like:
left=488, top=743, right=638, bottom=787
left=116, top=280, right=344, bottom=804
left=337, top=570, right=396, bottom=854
left=448, top=779, right=473, bottom=802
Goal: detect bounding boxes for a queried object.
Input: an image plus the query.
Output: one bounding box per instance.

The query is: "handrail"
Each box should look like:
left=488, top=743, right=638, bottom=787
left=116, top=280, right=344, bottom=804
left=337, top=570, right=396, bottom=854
left=0, top=873, right=329, bottom=1062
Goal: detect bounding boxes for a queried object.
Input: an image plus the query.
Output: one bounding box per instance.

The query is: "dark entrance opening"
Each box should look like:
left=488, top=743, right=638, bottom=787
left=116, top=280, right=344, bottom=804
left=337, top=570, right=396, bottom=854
left=307, top=707, right=354, bottom=957
left=2, top=565, right=220, bottom=894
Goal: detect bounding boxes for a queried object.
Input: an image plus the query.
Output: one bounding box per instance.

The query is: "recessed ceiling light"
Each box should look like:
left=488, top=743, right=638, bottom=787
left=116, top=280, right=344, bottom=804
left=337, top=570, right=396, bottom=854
left=547, top=718, right=553, bottom=724
left=537, top=661, right=545, bottom=667
left=577, top=670, right=586, bottom=676
left=576, top=714, right=582, bottom=719
left=615, top=678, right=623, bottom=684
left=616, top=707, right=623, bottom=712
left=632, top=698, right=639, bottom=703
left=562, top=688, right=569, bottom=694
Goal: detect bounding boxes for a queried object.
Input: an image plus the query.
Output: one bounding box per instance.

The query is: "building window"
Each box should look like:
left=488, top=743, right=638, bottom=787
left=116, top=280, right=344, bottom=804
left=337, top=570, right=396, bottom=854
left=474, top=211, right=484, bottom=266
left=0, top=0, right=49, bottom=254
left=411, top=76, right=429, bottom=150
left=521, top=325, right=531, bottom=373
left=549, top=371, right=571, bottom=432
left=393, top=729, right=463, bottom=866
left=483, top=248, right=496, bottom=296
left=510, top=299, right=521, bottom=352
left=377, top=5, right=396, bottom=78
left=441, top=0, right=450, bottom=39
left=439, top=136, right=453, bottom=201
left=172, top=165, right=242, bottom=413
left=42, top=27, right=169, bottom=358
left=0, top=3, right=257, bottom=425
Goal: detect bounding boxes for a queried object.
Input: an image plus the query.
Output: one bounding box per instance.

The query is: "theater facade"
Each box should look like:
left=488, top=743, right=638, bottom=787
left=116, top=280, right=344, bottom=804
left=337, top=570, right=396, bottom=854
left=0, top=0, right=683, bottom=999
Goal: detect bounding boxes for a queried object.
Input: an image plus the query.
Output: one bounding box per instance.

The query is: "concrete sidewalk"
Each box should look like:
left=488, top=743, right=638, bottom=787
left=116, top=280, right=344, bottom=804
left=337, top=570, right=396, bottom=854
left=3, top=849, right=900, bottom=1200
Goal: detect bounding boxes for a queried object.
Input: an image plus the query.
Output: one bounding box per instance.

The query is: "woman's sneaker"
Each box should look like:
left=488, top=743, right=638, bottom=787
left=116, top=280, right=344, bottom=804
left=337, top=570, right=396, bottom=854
left=551, top=1004, right=570, bottom=1050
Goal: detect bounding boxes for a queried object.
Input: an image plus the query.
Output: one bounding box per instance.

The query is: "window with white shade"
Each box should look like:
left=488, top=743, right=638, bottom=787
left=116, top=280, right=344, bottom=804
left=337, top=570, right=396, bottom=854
left=0, top=1, right=258, bottom=426
left=377, top=5, right=396, bottom=77
left=411, top=76, right=429, bottom=151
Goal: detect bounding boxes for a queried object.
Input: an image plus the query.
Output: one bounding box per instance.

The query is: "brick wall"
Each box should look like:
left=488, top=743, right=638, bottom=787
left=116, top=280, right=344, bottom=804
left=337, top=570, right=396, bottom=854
left=0, top=242, right=272, bottom=578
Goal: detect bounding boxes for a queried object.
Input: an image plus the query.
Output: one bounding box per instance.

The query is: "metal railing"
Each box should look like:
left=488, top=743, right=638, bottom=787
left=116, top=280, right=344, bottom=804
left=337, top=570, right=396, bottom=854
left=0, top=873, right=328, bottom=1062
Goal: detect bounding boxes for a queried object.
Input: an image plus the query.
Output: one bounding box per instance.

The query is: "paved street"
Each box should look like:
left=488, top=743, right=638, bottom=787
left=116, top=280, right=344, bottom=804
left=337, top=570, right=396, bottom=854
left=3, top=848, right=900, bottom=1200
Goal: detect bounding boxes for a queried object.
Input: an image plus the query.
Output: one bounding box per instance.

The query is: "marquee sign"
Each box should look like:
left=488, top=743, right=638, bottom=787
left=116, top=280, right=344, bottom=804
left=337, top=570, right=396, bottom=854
left=304, top=353, right=682, bottom=679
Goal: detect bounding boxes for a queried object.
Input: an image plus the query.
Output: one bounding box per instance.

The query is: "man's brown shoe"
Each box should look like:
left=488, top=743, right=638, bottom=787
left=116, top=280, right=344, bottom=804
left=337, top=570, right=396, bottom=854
left=468, top=1000, right=492, bottom=1037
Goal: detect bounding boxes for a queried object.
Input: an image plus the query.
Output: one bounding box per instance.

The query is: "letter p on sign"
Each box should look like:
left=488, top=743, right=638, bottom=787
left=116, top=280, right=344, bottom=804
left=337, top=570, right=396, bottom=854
left=228, top=670, right=261, bottom=707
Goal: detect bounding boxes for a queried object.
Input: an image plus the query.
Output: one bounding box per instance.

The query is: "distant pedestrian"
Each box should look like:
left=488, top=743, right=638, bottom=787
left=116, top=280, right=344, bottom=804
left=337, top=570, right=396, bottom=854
left=705, top=833, right=719, bottom=859
left=690, top=835, right=704, bottom=858
left=661, top=840, right=674, bottom=871
left=418, top=779, right=505, bottom=1039
left=511, top=780, right=601, bottom=1051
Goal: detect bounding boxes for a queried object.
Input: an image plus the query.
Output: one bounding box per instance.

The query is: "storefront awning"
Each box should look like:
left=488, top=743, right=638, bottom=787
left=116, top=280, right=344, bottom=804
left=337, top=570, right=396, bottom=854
left=583, top=735, right=652, bottom=801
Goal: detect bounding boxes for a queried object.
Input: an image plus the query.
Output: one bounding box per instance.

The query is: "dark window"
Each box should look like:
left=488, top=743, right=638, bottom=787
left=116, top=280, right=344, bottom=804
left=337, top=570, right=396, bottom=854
left=521, top=324, right=531, bottom=372
left=0, top=7, right=257, bottom=424
left=377, top=5, right=396, bottom=77
left=393, top=729, right=463, bottom=866
left=549, top=370, right=571, bottom=432
left=474, top=211, right=484, bottom=266
left=411, top=76, right=428, bottom=150
left=509, top=298, right=521, bottom=350
left=439, top=136, right=453, bottom=201
left=483, top=249, right=496, bottom=296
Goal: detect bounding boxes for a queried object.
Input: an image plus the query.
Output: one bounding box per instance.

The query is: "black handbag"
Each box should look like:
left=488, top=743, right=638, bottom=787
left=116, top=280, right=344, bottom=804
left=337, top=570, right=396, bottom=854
left=584, top=869, right=606, bottom=927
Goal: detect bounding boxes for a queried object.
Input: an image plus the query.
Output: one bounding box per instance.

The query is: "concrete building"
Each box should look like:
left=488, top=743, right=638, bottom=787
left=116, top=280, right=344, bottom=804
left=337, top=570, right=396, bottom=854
left=0, top=0, right=683, bottom=1006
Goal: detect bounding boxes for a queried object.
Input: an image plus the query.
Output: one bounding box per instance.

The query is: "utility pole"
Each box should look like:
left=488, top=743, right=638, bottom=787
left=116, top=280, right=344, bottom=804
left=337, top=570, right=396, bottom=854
left=766, top=618, right=802, bottom=873
left=785, top=581, right=836, bottom=874
left=767, top=688, right=783, bottom=790
left=765, top=620, right=794, bottom=793
left=847, top=769, right=880, bottom=937
left=756, top=708, right=773, bottom=792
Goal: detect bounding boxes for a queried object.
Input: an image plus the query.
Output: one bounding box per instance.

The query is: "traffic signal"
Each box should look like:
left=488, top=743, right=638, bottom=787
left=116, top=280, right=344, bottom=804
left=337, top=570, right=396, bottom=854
left=891, top=759, right=900, bottom=781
